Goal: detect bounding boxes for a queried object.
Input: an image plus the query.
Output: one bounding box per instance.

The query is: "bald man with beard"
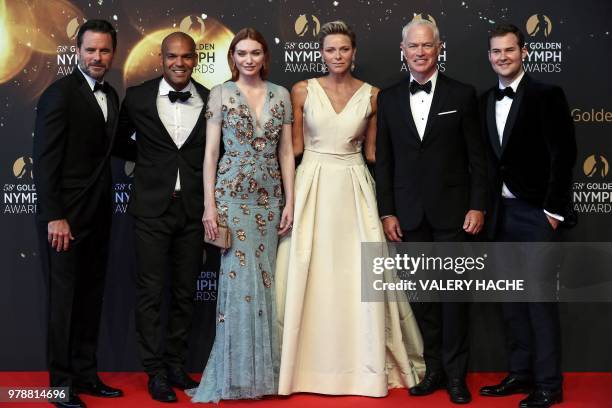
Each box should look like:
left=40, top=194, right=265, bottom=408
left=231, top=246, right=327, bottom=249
left=116, top=32, right=209, bottom=403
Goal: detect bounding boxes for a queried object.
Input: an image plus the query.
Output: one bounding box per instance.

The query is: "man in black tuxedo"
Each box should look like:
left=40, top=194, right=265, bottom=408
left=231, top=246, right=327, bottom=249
left=376, top=19, right=487, bottom=404
left=33, top=19, right=134, bottom=408
left=478, top=24, right=576, bottom=408
left=116, top=32, right=208, bottom=403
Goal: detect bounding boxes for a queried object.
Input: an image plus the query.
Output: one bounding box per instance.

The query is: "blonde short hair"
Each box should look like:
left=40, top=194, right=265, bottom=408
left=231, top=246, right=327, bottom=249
left=318, top=20, right=356, bottom=48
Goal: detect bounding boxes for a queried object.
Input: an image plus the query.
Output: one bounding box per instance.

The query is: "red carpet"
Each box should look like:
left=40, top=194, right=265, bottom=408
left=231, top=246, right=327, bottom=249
left=1, top=372, right=610, bottom=407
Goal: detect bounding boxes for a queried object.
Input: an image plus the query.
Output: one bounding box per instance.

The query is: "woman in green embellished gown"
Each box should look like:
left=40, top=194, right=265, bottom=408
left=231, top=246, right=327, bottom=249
left=188, top=28, right=294, bottom=402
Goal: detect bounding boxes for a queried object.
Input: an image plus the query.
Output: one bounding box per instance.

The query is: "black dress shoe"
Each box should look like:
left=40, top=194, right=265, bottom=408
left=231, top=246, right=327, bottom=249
left=74, top=378, right=124, bottom=398
left=167, top=367, right=199, bottom=390
left=447, top=378, right=472, bottom=404
left=53, top=394, right=87, bottom=408
left=480, top=375, right=535, bottom=397
left=148, top=374, right=178, bottom=403
left=409, top=372, right=446, bottom=396
left=519, top=389, right=563, bottom=408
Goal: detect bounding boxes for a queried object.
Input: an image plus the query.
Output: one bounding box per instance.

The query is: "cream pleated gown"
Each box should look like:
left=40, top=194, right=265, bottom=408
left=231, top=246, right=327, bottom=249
left=275, top=79, right=425, bottom=397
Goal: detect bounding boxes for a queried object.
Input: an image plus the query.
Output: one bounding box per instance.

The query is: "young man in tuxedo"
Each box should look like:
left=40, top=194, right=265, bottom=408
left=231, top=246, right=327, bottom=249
left=34, top=19, right=134, bottom=408
left=116, top=32, right=208, bottom=403
left=478, top=24, right=576, bottom=408
left=376, top=19, right=487, bottom=404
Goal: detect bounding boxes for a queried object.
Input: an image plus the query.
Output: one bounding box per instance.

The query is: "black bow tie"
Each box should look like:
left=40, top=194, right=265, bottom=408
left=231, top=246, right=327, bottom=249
left=168, top=91, right=191, bottom=103
left=93, top=81, right=109, bottom=93
left=495, top=87, right=515, bottom=101
left=409, top=80, right=432, bottom=94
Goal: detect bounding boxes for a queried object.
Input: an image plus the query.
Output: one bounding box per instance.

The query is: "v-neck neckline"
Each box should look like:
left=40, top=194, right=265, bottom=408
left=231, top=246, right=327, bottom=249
left=233, top=81, right=269, bottom=127
left=314, top=79, right=367, bottom=115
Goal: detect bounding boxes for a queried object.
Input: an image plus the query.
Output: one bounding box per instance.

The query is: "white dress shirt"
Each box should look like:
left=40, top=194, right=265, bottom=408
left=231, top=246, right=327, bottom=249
left=495, top=71, right=562, bottom=221
left=157, top=78, right=204, bottom=191
left=495, top=71, right=523, bottom=200
left=78, top=66, right=108, bottom=121
left=410, top=70, right=438, bottom=140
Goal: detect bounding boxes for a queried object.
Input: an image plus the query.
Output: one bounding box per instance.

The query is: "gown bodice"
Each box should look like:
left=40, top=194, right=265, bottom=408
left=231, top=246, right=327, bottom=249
left=303, top=78, right=372, bottom=155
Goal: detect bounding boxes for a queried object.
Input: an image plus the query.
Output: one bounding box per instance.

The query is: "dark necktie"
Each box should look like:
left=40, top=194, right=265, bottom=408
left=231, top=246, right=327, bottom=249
left=495, top=86, right=515, bottom=101
left=168, top=91, right=191, bottom=103
left=93, top=81, right=109, bottom=93
left=409, top=80, right=432, bottom=94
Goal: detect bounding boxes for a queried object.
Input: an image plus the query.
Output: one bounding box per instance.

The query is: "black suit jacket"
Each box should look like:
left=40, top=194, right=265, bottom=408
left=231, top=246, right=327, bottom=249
left=376, top=73, right=488, bottom=231
left=116, top=77, right=208, bottom=219
left=33, top=68, right=135, bottom=230
left=479, top=74, right=577, bottom=237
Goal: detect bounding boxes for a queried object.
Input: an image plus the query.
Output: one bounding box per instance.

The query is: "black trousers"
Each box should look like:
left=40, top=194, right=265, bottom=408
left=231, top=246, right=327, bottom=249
left=496, top=198, right=562, bottom=391
left=133, top=195, right=203, bottom=376
left=37, top=202, right=111, bottom=388
left=402, top=220, right=470, bottom=379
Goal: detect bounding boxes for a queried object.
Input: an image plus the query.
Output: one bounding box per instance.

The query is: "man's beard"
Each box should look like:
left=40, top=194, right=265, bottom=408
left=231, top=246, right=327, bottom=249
left=78, top=60, right=106, bottom=80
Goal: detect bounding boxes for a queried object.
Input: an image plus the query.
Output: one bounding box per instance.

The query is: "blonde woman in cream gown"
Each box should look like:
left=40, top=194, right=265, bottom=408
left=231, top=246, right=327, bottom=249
left=275, top=21, right=424, bottom=397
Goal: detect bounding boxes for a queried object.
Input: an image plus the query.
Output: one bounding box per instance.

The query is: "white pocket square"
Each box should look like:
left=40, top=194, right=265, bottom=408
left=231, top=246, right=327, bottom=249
left=437, top=110, right=457, bottom=116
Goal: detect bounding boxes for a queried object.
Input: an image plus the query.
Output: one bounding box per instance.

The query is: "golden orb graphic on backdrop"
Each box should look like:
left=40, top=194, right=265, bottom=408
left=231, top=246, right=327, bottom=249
left=411, top=13, right=437, bottom=26
left=0, top=0, right=34, bottom=83
left=294, top=14, right=320, bottom=37
left=526, top=14, right=552, bottom=38
left=0, top=0, right=82, bottom=99
left=9, top=0, right=84, bottom=54
left=583, top=154, right=609, bottom=178
left=123, top=17, right=234, bottom=90
left=13, top=157, right=34, bottom=180
left=179, top=15, right=206, bottom=41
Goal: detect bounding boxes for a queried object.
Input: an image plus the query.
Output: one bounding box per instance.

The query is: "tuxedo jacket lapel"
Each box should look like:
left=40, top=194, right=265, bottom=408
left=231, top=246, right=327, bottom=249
left=500, top=76, right=527, bottom=154
left=486, top=90, right=501, bottom=158
left=398, top=79, right=421, bottom=144
left=74, top=70, right=106, bottom=128
left=145, top=80, right=179, bottom=148
left=422, top=74, right=450, bottom=143
left=181, top=80, right=207, bottom=148
left=105, top=89, right=118, bottom=133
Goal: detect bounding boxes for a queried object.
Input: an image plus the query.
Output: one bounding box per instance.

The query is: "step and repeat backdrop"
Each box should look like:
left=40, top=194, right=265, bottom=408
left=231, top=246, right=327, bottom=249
left=1, top=0, right=611, bottom=372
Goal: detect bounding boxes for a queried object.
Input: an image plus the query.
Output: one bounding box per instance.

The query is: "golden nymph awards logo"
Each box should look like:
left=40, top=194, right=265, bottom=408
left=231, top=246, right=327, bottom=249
left=56, top=16, right=89, bottom=76
left=123, top=15, right=233, bottom=90
left=195, top=270, right=218, bottom=302
left=400, top=14, right=447, bottom=73
left=583, top=154, right=609, bottom=178
left=526, top=14, right=552, bottom=38
left=523, top=13, right=562, bottom=74
left=572, top=108, right=612, bottom=123
left=3, top=156, right=37, bottom=215
left=295, top=14, right=321, bottom=38
left=112, top=161, right=135, bottom=214
left=573, top=154, right=612, bottom=214
left=13, top=157, right=34, bottom=180
left=283, top=14, right=326, bottom=73
left=66, top=16, right=87, bottom=41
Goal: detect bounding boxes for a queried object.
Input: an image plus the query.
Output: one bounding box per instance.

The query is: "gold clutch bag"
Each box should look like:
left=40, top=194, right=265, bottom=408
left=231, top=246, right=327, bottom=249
left=204, top=225, right=232, bottom=249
